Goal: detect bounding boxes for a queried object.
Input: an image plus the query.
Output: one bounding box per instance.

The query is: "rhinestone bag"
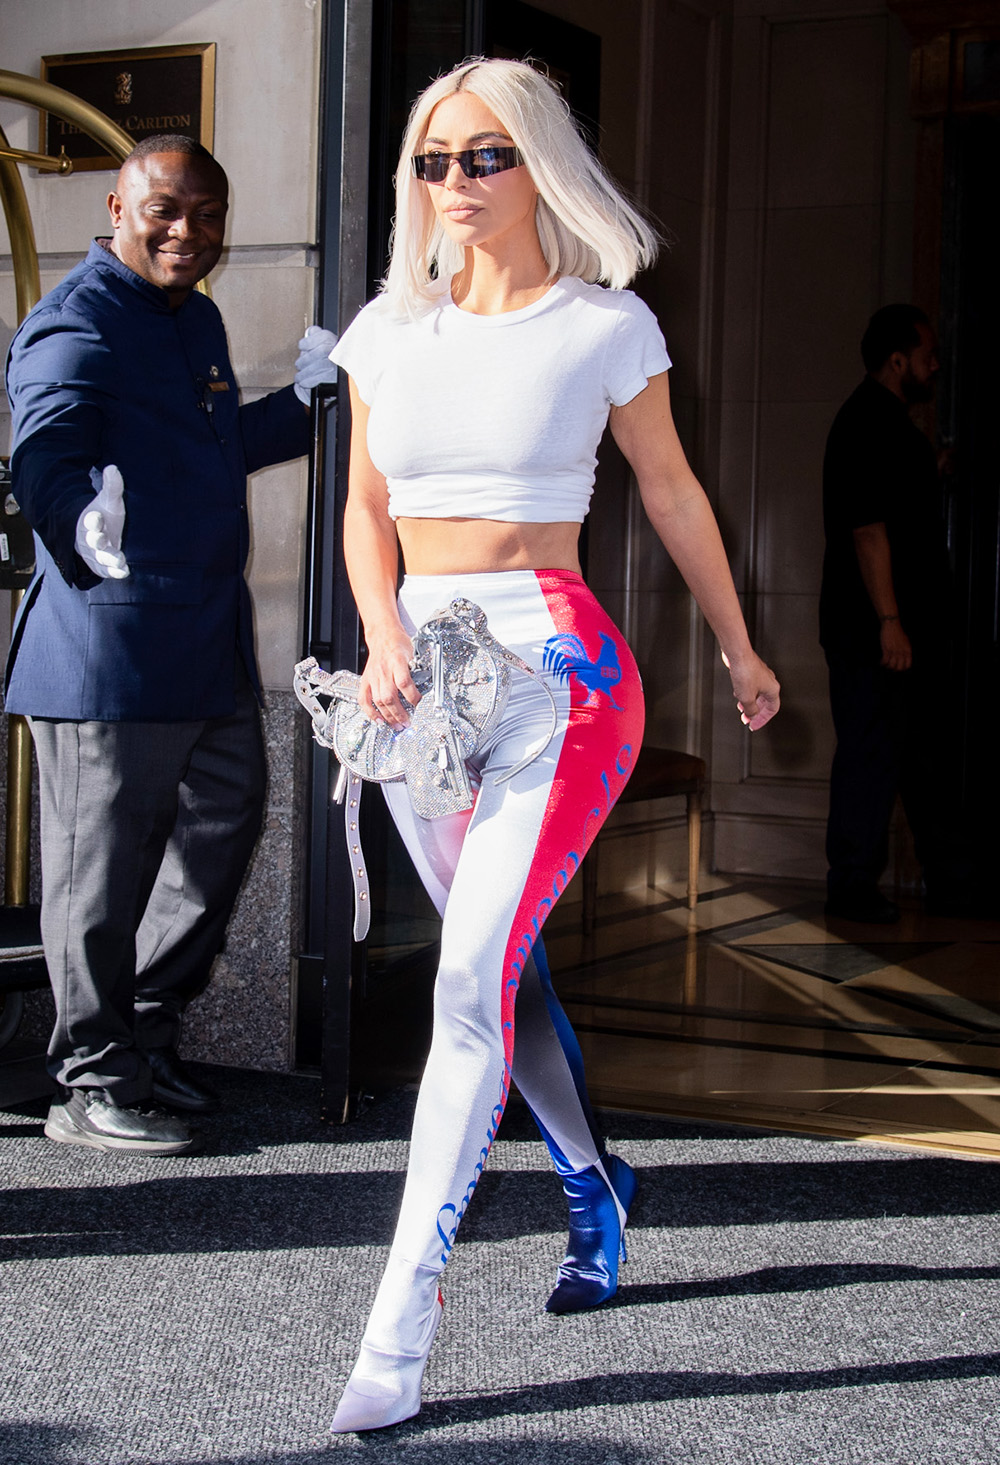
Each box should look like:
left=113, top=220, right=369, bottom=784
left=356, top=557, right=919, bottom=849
left=293, top=598, right=557, bottom=937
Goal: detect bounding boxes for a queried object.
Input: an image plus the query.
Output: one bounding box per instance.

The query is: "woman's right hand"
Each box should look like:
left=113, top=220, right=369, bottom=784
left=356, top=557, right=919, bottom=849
left=358, top=624, right=421, bottom=728
left=721, top=649, right=781, bottom=731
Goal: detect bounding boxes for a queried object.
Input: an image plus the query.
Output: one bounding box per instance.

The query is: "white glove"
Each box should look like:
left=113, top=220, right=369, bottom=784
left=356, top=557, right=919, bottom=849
left=75, top=464, right=130, bottom=580
left=294, top=324, right=338, bottom=404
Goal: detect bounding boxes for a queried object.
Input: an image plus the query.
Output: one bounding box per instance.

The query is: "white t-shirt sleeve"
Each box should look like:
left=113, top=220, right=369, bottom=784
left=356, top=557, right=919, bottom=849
left=329, top=302, right=381, bottom=404
left=604, top=292, right=672, bottom=406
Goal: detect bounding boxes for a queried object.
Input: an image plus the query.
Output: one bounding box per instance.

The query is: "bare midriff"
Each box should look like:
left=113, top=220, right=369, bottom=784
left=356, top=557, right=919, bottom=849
left=396, top=517, right=582, bottom=576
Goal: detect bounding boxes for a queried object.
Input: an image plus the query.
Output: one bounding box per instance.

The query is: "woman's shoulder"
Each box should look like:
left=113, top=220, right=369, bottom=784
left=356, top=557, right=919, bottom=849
left=555, top=280, right=671, bottom=398
left=332, top=292, right=409, bottom=363
left=331, top=284, right=449, bottom=394
left=340, top=292, right=397, bottom=335
left=351, top=277, right=451, bottom=330
left=557, top=276, right=660, bottom=327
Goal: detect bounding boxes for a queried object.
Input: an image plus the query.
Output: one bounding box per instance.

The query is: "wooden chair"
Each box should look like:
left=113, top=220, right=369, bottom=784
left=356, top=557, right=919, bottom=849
left=581, top=746, right=706, bottom=935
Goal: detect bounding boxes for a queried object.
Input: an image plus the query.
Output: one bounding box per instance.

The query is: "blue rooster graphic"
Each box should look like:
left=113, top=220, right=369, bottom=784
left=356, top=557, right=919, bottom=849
left=542, top=632, right=624, bottom=709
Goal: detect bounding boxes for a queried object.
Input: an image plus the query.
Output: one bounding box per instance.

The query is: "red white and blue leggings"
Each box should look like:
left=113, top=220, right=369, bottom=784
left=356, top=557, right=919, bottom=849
left=383, top=569, right=644, bottom=1273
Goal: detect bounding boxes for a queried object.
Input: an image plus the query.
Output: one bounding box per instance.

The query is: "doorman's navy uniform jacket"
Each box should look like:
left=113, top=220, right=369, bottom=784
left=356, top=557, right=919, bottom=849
left=4, top=241, right=309, bottom=721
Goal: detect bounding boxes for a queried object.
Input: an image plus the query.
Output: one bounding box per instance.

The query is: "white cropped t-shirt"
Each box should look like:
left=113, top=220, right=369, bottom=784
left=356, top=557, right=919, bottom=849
left=330, top=274, right=671, bottom=523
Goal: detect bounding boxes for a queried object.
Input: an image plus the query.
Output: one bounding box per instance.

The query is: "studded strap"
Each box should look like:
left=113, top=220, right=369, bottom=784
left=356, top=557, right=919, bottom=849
left=337, top=771, right=370, bottom=941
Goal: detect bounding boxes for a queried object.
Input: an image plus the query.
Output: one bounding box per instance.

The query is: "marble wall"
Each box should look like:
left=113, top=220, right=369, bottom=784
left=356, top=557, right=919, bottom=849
left=710, top=0, right=917, bottom=879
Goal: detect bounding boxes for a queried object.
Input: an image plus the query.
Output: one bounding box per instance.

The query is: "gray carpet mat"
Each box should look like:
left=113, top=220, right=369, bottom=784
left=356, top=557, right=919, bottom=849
left=2, top=1068, right=999, bottom=1464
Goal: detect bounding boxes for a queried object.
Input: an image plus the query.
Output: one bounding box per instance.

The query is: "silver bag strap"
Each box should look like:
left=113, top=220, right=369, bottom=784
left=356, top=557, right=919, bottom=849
left=336, top=767, right=371, bottom=941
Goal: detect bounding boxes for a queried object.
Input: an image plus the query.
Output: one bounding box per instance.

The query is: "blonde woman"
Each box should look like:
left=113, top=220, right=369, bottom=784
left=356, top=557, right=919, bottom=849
left=329, top=57, right=779, bottom=1433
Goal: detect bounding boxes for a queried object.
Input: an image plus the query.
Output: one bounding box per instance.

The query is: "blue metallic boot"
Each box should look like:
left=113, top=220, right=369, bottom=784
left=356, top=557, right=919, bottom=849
left=545, top=1152, right=637, bottom=1314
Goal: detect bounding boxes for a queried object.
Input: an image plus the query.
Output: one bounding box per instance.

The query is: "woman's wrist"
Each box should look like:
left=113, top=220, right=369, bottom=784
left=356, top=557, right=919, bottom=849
left=720, top=640, right=756, bottom=672
left=362, top=610, right=406, bottom=644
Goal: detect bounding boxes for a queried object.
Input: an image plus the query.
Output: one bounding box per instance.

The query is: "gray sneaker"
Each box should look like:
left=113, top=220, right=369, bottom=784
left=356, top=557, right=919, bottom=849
left=44, top=1088, right=198, bottom=1155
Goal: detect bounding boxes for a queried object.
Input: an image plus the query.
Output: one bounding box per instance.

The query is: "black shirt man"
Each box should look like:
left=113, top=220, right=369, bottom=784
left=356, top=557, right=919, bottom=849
left=820, top=304, right=954, bottom=923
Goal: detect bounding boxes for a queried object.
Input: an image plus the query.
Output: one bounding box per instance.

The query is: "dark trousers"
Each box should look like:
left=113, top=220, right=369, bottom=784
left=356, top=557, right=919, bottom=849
left=825, top=656, right=955, bottom=896
left=30, top=669, right=266, bottom=1102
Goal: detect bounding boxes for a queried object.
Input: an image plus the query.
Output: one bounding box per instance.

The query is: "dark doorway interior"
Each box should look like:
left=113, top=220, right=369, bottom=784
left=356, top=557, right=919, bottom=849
left=940, top=113, right=1000, bottom=877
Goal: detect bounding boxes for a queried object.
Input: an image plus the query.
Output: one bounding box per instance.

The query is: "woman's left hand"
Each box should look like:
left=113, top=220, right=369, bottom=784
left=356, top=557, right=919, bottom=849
left=722, top=650, right=780, bottom=731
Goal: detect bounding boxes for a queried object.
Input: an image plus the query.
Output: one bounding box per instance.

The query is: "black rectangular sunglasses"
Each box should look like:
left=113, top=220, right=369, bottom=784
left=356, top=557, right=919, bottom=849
left=411, top=145, right=524, bottom=183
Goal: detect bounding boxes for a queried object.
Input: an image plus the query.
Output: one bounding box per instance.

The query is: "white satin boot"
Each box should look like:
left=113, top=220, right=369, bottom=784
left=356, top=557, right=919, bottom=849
left=330, top=1256, right=444, bottom=1433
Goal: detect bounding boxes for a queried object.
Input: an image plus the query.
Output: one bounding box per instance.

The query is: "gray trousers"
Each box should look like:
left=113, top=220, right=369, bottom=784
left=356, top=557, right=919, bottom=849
left=30, top=669, right=266, bottom=1102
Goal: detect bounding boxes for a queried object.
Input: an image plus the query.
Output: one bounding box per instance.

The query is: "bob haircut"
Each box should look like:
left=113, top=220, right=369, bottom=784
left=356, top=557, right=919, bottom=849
left=382, top=57, right=659, bottom=316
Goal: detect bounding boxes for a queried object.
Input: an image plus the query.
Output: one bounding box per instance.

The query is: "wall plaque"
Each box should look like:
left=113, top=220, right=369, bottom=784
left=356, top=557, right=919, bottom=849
left=40, top=43, right=216, bottom=170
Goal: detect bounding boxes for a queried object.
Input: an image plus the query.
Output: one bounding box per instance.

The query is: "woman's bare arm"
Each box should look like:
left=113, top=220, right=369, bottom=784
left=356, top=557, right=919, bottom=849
left=342, top=377, right=420, bottom=726
left=610, top=371, right=780, bottom=730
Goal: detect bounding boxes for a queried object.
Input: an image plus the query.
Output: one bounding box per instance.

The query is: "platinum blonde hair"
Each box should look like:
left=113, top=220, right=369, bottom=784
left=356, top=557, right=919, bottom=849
left=382, top=57, right=659, bottom=315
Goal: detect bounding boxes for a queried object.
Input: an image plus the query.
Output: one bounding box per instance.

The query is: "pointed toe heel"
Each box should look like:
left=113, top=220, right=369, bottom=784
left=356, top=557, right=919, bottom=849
left=331, top=1267, right=443, bottom=1434
left=546, top=1152, right=636, bottom=1315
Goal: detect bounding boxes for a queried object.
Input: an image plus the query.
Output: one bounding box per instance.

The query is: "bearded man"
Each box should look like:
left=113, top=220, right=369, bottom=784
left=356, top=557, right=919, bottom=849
left=820, top=303, right=956, bottom=923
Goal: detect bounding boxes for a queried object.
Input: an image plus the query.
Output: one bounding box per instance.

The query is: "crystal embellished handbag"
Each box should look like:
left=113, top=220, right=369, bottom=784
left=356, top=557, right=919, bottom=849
left=293, top=597, right=557, bottom=938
